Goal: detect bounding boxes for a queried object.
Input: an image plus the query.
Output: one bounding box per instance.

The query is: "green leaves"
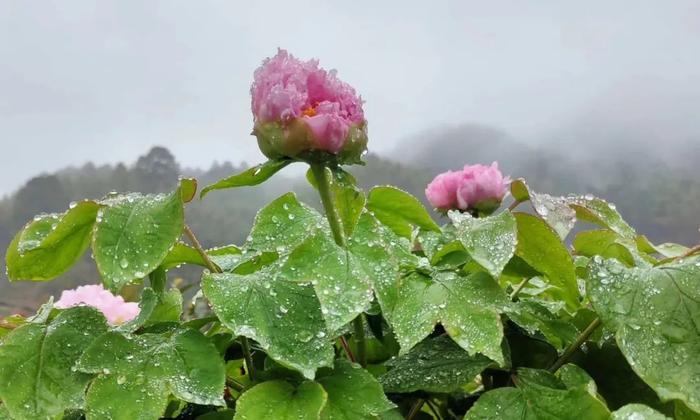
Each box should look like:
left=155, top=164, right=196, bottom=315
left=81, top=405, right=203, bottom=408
left=203, top=266, right=334, bottom=379
left=77, top=328, right=225, bottom=419
left=514, top=212, right=579, bottom=309
left=611, top=404, right=671, bottom=419
left=465, top=367, right=610, bottom=419
left=367, top=186, right=440, bottom=238
left=234, top=360, right=394, bottom=420
left=247, top=192, right=324, bottom=253
left=380, top=336, right=493, bottom=393
left=201, top=159, right=291, bottom=198
left=450, top=210, right=517, bottom=278
left=93, top=189, right=184, bottom=290
left=234, top=381, right=327, bottom=420
left=282, top=232, right=372, bottom=332
left=391, top=271, right=508, bottom=364
left=6, top=200, right=100, bottom=281
left=317, top=360, right=395, bottom=419
left=587, top=257, right=700, bottom=413
left=0, top=307, right=107, bottom=420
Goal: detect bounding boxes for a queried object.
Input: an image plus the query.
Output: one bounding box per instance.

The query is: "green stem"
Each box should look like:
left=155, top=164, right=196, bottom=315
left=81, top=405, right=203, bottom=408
left=406, top=399, right=425, bottom=420
left=353, top=315, right=367, bottom=367
left=239, top=337, right=256, bottom=382
left=548, top=317, right=602, bottom=373
left=309, top=163, right=367, bottom=365
left=510, top=277, right=530, bottom=301
left=309, top=164, right=346, bottom=247
left=184, top=224, right=256, bottom=381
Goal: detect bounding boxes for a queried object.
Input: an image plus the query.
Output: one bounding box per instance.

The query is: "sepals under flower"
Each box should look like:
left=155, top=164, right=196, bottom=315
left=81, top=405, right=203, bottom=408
left=251, top=49, right=367, bottom=165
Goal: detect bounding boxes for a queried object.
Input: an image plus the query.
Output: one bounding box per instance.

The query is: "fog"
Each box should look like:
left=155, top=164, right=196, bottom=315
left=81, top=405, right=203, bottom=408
left=1, top=0, right=699, bottom=195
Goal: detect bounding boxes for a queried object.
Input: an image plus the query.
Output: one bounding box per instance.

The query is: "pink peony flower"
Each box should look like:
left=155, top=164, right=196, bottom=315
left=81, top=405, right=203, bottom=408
left=251, top=49, right=367, bottom=161
left=55, top=284, right=140, bottom=326
left=425, top=162, right=510, bottom=214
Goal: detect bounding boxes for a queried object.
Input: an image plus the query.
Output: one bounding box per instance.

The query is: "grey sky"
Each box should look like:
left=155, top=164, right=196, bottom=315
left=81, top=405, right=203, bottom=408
left=1, top=1, right=699, bottom=195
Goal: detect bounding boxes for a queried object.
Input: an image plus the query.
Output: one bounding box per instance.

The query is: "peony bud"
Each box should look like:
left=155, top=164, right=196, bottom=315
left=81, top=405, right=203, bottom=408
left=55, top=284, right=140, bottom=326
left=425, top=162, right=510, bottom=215
left=251, top=49, right=367, bottom=164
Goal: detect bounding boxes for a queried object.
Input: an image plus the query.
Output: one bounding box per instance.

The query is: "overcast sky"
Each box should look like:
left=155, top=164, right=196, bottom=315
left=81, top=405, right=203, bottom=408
left=1, top=1, right=699, bottom=195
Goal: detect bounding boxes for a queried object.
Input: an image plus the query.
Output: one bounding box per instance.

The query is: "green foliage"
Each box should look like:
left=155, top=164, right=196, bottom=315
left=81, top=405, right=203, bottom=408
left=0, top=307, right=107, bottom=419
left=366, top=186, right=440, bottom=238
left=93, top=189, right=185, bottom=290
left=380, top=336, right=493, bottom=393
left=201, top=159, right=292, bottom=198
left=587, top=256, right=700, bottom=412
left=6, top=200, right=99, bottom=281
left=1, top=151, right=698, bottom=419
left=77, top=327, right=225, bottom=419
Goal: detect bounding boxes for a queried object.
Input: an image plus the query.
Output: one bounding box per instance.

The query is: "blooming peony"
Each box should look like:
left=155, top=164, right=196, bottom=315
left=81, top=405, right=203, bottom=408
left=425, top=162, right=510, bottom=214
left=55, top=284, right=140, bottom=326
left=251, top=49, right=367, bottom=163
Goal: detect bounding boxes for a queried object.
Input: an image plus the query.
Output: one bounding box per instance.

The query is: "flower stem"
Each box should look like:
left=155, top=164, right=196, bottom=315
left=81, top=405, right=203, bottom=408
left=353, top=315, right=367, bottom=367
left=184, top=224, right=256, bottom=381
left=309, top=163, right=367, bottom=364
left=406, top=399, right=425, bottom=420
left=548, top=317, right=602, bottom=373
left=510, top=277, right=530, bottom=301
left=309, top=164, right=346, bottom=247
left=184, top=224, right=220, bottom=273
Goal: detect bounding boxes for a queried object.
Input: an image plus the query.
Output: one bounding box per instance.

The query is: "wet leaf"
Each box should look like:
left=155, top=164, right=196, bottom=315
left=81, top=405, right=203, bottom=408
left=200, top=159, right=291, bottom=198
left=233, top=380, right=327, bottom=420
left=367, top=186, right=440, bottom=238
left=0, top=307, right=107, bottom=419
left=567, top=195, right=635, bottom=240
left=93, top=189, right=184, bottom=290
left=77, top=328, right=225, bottom=419
left=202, top=264, right=334, bottom=379
left=611, top=404, right=671, bottom=419
left=317, top=359, right=395, bottom=419
left=450, top=210, right=517, bottom=278
left=506, top=299, right=580, bottom=349
left=514, top=212, right=579, bottom=309
left=6, top=200, right=99, bottom=281
left=380, top=336, right=493, bottom=393
left=587, top=257, right=700, bottom=413
left=465, top=367, right=609, bottom=419
left=391, top=271, right=508, bottom=364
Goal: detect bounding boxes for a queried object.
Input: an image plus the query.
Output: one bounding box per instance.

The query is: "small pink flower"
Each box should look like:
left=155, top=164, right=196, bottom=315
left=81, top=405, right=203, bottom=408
left=251, top=49, right=366, bottom=159
left=55, top=284, right=140, bottom=326
left=426, top=162, right=510, bottom=213
left=424, top=170, right=464, bottom=211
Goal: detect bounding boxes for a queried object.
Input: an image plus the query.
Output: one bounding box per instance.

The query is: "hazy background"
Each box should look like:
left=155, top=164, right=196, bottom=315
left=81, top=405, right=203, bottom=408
left=1, top=1, right=699, bottom=314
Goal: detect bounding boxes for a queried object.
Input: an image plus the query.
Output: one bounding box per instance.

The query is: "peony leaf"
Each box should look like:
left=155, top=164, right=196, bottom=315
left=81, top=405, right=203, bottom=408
left=367, top=186, right=440, bottom=238
left=202, top=264, right=334, bottom=379
left=233, top=380, right=327, bottom=420
left=200, top=159, right=291, bottom=198
left=391, top=271, right=508, bottom=364
left=450, top=210, right=517, bottom=278
left=380, top=336, right=494, bottom=393
left=465, top=367, right=610, bottom=419
left=0, top=307, right=107, bottom=420
left=317, top=359, right=395, bottom=419
left=587, top=257, right=700, bottom=413
left=514, top=212, right=579, bottom=310
left=6, top=200, right=100, bottom=281
left=93, top=189, right=184, bottom=291
left=77, top=328, right=225, bottom=419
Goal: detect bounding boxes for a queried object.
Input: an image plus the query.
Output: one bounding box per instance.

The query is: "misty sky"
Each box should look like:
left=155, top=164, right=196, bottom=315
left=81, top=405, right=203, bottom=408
left=1, top=1, right=699, bottom=196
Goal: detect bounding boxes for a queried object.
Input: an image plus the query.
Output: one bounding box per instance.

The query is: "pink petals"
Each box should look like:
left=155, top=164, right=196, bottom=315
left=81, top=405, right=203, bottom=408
left=55, top=284, right=140, bottom=326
